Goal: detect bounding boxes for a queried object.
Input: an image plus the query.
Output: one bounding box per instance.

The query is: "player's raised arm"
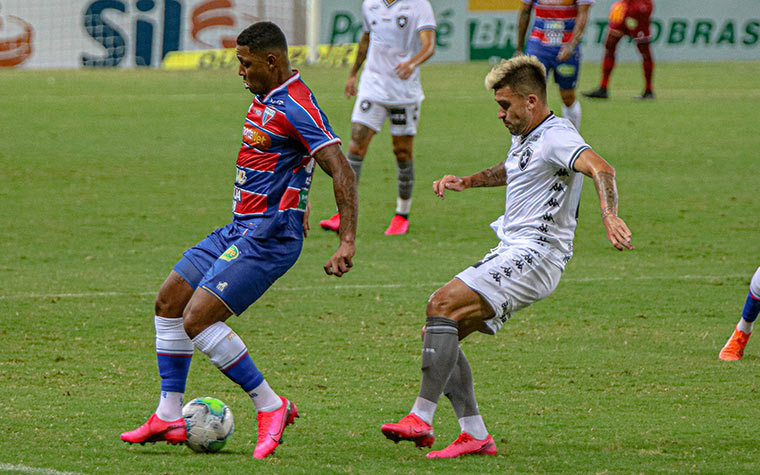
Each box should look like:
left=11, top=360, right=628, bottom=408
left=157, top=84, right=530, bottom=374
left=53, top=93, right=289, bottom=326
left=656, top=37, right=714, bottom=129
left=432, top=161, right=507, bottom=199
left=395, top=29, right=436, bottom=80
left=313, top=143, right=358, bottom=276
left=346, top=32, right=370, bottom=98
left=573, top=149, right=634, bottom=251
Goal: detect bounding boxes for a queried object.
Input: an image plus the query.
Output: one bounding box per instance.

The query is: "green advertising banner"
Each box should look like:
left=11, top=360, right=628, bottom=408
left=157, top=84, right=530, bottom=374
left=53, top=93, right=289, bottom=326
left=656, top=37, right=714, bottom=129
left=322, top=0, right=759, bottom=63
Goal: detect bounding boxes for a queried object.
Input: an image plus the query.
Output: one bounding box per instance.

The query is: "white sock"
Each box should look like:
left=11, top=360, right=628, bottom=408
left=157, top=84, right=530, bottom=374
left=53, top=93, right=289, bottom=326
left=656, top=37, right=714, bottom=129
left=459, top=415, right=488, bottom=440
left=411, top=397, right=437, bottom=425
left=737, top=318, right=754, bottom=334
left=156, top=391, right=184, bottom=421
left=396, top=197, right=412, bottom=215
left=562, top=100, right=581, bottom=130
left=248, top=380, right=282, bottom=412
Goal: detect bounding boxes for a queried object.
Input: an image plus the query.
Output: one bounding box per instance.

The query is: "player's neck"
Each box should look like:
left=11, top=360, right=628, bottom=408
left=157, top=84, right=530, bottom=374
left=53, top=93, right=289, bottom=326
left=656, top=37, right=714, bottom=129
left=523, top=109, right=552, bottom=137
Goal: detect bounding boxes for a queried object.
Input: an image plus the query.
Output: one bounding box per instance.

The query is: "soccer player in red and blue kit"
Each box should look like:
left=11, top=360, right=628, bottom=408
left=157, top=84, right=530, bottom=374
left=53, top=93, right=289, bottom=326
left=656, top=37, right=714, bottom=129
left=583, top=0, right=655, bottom=99
left=515, top=0, right=593, bottom=130
left=120, top=21, right=358, bottom=460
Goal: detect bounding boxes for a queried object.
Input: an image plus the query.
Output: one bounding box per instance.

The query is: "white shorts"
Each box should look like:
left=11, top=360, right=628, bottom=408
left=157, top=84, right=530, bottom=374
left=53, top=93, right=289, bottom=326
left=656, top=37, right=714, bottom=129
left=350, top=98, right=420, bottom=136
left=456, top=242, right=563, bottom=335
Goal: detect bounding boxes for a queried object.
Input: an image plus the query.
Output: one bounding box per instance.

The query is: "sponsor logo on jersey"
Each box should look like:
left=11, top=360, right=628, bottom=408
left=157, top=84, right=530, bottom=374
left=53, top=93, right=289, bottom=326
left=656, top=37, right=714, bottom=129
left=220, top=245, right=239, bottom=262
left=262, top=106, right=276, bottom=125
left=236, top=168, right=247, bottom=185
left=243, top=125, right=272, bottom=150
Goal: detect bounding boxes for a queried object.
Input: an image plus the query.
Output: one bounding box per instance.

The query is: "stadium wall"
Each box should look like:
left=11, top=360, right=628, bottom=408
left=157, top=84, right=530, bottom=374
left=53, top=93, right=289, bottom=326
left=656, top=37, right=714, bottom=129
left=0, top=0, right=758, bottom=69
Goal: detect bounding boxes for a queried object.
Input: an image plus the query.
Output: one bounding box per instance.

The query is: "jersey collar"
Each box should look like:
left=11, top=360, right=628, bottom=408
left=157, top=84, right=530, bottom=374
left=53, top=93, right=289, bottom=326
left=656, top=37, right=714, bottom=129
left=520, top=112, right=555, bottom=144
left=262, top=70, right=300, bottom=103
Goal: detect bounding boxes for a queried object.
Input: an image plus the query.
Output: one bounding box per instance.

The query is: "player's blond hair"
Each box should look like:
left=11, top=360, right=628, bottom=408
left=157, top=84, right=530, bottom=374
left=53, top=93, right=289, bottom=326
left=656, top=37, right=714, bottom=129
left=484, top=55, right=547, bottom=102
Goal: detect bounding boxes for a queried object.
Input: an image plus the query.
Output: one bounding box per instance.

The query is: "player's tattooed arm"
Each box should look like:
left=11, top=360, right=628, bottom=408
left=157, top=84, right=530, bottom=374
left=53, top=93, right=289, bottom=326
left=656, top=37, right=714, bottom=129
left=595, top=170, right=618, bottom=220
left=433, top=162, right=506, bottom=199
left=466, top=162, right=508, bottom=188
left=314, top=143, right=358, bottom=276
left=574, top=149, right=634, bottom=251
left=514, top=3, right=533, bottom=56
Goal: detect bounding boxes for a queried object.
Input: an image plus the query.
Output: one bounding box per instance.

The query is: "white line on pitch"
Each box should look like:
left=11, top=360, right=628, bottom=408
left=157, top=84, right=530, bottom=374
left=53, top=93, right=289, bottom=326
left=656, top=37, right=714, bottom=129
left=0, top=463, right=84, bottom=475
left=0, top=274, right=746, bottom=301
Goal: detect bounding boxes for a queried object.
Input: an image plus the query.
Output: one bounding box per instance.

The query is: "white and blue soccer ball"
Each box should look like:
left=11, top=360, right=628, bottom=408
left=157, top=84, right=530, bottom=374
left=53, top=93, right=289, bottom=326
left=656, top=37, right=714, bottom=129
left=182, top=397, right=234, bottom=453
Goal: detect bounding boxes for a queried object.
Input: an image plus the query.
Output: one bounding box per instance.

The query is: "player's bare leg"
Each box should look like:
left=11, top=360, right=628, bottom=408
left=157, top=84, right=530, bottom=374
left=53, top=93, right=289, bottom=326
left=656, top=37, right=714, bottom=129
left=121, top=271, right=194, bottom=445
left=559, top=88, right=581, bottom=130
left=382, top=279, right=497, bottom=454
left=320, top=122, right=375, bottom=231
left=385, top=134, right=414, bottom=235
left=184, top=289, right=297, bottom=459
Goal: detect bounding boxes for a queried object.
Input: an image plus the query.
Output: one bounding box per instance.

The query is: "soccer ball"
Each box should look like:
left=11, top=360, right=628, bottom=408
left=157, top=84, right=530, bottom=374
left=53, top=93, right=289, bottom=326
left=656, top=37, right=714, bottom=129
left=182, top=397, right=234, bottom=453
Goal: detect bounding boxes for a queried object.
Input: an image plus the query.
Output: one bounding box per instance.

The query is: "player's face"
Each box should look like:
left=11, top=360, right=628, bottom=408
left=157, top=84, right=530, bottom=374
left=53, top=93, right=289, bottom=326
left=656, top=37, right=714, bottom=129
left=494, top=86, right=532, bottom=136
left=236, top=45, right=273, bottom=95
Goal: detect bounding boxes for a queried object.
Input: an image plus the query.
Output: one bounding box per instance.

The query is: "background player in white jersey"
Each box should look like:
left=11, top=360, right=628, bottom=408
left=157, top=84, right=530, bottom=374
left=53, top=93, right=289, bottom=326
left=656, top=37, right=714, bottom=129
left=320, top=0, right=436, bottom=235
left=719, top=267, right=760, bottom=360
left=381, top=55, right=633, bottom=458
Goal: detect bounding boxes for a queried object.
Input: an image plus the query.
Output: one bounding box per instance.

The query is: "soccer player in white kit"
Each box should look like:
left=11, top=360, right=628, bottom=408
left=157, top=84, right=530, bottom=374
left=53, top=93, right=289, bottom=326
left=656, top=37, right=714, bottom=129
left=320, top=0, right=436, bottom=235
left=381, top=55, right=634, bottom=458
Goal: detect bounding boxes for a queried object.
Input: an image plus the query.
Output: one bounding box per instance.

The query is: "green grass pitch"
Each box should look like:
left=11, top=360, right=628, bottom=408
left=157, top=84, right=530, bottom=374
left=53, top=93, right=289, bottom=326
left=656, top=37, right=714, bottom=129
left=1, top=60, right=759, bottom=473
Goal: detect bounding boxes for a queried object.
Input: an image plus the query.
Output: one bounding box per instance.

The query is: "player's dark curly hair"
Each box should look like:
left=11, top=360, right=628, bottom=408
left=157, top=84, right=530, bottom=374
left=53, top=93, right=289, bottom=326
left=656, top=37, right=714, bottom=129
left=237, top=21, right=288, bottom=53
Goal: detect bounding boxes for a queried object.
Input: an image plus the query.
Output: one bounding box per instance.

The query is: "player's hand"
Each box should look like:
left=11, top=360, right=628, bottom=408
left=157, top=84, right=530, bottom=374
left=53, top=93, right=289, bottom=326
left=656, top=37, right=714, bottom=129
left=556, top=43, right=574, bottom=62
left=324, top=240, right=355, bottom=277
left=345, top=75, right=357, bottom=98
left=302, top=199, right=311, bottom=238
left=602, top=215, right=634, bottom=251
left=433, top=174, right=469, bottom=199
left=394, top=61, right=415, bottom=80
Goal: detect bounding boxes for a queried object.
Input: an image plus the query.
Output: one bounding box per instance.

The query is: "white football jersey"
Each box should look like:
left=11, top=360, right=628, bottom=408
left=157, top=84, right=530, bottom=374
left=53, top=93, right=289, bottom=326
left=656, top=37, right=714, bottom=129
left=358, top=0, right=436, bottom=104
left=490, top=113, right=590, bottom=268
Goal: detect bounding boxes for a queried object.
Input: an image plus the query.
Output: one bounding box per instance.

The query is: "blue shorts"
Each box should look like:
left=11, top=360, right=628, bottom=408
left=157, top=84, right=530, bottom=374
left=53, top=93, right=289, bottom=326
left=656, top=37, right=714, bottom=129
left=173, top=221, right=302, bottom=315
left=525, top=42, right=581, bottom=90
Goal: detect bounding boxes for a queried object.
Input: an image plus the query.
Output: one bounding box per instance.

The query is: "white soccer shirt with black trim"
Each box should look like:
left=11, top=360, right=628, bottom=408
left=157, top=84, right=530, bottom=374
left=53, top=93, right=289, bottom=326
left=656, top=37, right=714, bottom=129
left=358, top=0, right=436, bottom=104
left=490, top=113, right=590, bottom=267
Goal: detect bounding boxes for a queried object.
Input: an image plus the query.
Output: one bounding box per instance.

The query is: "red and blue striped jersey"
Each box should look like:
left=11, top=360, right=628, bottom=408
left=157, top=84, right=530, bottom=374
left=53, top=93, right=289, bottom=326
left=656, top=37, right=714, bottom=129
left=234, top=71, right=340, bottom=239
left=524, top=0, right=594, bottom=49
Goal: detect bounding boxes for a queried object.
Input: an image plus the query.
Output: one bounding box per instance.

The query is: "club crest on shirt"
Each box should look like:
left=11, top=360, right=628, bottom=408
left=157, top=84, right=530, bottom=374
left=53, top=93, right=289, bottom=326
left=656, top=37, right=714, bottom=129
left=360, top=100, right=372, bottom=112
left=262, top=106, right=276, bottom=125
left=518, top=147, right=533, bottom=170
left=397, top=15, right=408, bottom=28
left=220, top=245, right=239, bottom=262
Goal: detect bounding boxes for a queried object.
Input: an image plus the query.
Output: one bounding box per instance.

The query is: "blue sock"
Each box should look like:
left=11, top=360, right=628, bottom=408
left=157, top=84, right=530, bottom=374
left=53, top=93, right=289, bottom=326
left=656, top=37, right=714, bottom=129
left=742, top=291, right=760, bottom=323
left=155, top=316, right=193, bottom=393
left=192, top=322, right=264, bottom=392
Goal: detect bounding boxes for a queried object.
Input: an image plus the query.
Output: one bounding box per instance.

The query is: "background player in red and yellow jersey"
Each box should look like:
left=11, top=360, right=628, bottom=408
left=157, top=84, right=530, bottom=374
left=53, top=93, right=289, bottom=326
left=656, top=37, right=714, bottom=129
left=583, top=0, right=655, bottom=99
left=515, top=0, right=594, bottom=131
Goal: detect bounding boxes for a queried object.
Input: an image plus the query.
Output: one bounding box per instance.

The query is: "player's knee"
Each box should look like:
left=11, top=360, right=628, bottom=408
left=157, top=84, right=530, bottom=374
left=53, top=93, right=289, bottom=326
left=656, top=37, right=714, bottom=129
left=348, top=140, right=368, bottom=157
left=426, top=288, right=460, bottom=319
left=393, top=145, right=412, bottom=162
left=155, top=290, right=184, bottom=319
left=182, top=308, right=205, bottom=340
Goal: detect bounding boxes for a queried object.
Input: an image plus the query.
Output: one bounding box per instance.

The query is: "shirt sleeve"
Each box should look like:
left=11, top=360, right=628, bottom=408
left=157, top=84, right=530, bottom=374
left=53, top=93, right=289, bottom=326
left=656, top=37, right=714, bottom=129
left=285, top=91, right=341, bottom=156
left=416, top=1, right=437, bottom=31
left=544, top=126, right=591, bottom=172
